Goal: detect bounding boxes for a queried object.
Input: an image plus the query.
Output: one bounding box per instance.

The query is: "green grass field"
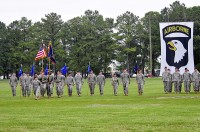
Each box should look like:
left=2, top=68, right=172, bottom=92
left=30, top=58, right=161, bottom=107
left=0, top=78, right=200, bottom=132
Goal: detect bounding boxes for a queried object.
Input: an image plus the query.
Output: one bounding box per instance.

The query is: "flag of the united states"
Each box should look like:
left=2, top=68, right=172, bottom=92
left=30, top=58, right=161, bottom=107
left=35, top=47, right=47, bottom=60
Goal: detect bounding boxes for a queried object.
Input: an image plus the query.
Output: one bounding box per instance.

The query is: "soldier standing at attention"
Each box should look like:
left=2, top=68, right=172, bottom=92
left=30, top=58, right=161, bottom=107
left=96, top=72, right=106, bottom=96
left=111, top=73, right=119, bottom=96
left=19, top=73, right=26, bottom=97
left=38, top=71, right=47, bottom=97
left=120, top=69, right=130, bottom=96
left=172, top=68, right=182, bottom=94
left=183, top=68, right=192, bottom=93
left=32, top=76, right=41, bottom=100
left=191, top=68, right=200, bottom=94
left=9, top=73, right=18, bottom=96
left=66, top=72, right=75, bottom=96
left=136, top=70, right=145, bottom=95
left=87, top=71, right=97, bottom=96
left=74, top=72, right=84, bottom=96
left=25, top=73, right=33, bottom=97
left=162, top=67, right=169, bottom=93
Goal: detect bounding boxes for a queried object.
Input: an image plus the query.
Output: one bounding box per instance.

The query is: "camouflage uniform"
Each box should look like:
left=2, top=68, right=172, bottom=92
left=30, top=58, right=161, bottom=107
left=172, top=71, right=181, bottom=93
left=74, top=73, right=84, bottom=96
left=97, top=74, right=106, bottom=95
left=183, top=71, right=192, bottom=93
left=191, top=70, right=200, bottom=93
left=111, top=76, right=119, bottom=96
left=66, top=75, right=75, bottom=96
left=19, top=74, right=26, bottom=97
left=55, top=74, right=65, bottom=97
left=9, top=74, right=18, bottom=96
left=25, top=75, right=33, bottom=97
left=121, top=72, right=130, bottom=96
left=38, top=74, right=47, bottom=97
left=32, top=78, right=41, bottom=99
left=162, top=71, right=170, bottom=93
left=88, top=73, right=97, bottom=96
left=136, top=73, right=145, bottom=95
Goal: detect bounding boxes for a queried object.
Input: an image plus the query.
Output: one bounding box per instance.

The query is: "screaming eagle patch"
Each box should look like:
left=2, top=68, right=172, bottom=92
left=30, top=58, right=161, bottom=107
left=162, top=24, right=191, bottom=69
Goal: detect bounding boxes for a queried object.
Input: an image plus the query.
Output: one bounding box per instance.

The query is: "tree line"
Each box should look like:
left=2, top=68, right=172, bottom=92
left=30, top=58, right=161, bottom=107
left=0, top=1, right=200, bottom=78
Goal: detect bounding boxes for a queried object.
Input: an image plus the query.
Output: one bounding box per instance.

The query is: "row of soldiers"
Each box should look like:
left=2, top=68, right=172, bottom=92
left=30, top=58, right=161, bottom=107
left=162, top=67, right=200, bottom=94
left=9, top=69, right=145, bottom=99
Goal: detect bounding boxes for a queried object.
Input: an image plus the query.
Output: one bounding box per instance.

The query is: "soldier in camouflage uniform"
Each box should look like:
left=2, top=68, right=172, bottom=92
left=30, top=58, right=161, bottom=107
left=9, top=73, right=18, bottom=96
left=162, top=67, right=170, bottom=93
left=32, top=76, right=41, bottom=100
left=74, top=72, right=84, bottom=96
left=25, top=73, right=33, bottom=97
left=121, top=69, right=130, bottom=96
left=19, top=73, right=26, bottom=97
left=38, top=71, right=47, bottom=97
left=66, top=72, right=75, bottom=96
left=96, top=72, right=106, bottom=96
left=172, top=68, right=182, bottom=94
left=183, top=68, right=192, bottom=93
left=191, top=68, right=200, bottom=93
left=87, top=71, right=97, bottom=96
left=136, top=70, right=145, bottom=95
left=111, top=73, right=119, bottom=96
left=55, top=71, right=65, bottom=97
left=46, top=71, right=54, bottom=97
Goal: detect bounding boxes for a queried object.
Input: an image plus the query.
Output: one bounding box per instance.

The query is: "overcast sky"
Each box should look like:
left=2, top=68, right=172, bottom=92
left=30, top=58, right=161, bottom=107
left=0, top=0, right=199, bottom=25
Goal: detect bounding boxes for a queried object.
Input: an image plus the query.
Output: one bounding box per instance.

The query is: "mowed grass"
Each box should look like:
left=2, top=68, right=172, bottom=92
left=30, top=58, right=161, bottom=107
left=0, top=78, right=200, bottom=132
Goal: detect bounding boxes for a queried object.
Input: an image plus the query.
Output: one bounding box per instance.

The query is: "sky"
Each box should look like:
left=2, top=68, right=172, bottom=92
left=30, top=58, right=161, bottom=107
left=0, top=0, right=199, bottom=25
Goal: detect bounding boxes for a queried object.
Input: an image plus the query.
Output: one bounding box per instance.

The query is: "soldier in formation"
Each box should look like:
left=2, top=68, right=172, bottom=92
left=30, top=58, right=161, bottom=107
left=74, top=72, right=84, bottom=96
left=111, top=73, right=119, bottom=96
left=9, top=73, right=18, bottom=96
left=121, top=69, right=130, bottom=96
left=87, top=71, right=97, bottom=96
left=66, top=72, right=75, bottom=96
left=96, top=72, right=106, bottom=96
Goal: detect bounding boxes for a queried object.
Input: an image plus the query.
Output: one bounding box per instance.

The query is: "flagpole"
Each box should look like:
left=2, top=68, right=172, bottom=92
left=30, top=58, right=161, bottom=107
left=42, top=58, right=44, bottom=72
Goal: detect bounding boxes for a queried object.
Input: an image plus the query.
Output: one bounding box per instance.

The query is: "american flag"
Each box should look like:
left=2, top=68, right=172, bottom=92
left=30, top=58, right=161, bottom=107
left=35, top=46, right=47, bottom=61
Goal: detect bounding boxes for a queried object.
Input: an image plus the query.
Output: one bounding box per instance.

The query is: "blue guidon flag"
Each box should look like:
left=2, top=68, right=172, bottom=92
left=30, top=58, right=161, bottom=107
left=159, top=22, right=194, bottom=74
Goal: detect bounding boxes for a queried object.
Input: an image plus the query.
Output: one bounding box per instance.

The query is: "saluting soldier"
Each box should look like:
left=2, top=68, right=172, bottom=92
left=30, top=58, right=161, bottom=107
left=25, top=73, right=33, bottom=97
left=96, top=72, right=106, bottom=96
left=172, top=68, right=182, bottom=94
left=66, top=72, right=75, bottom=96
left=120, top=69, right=130, bottom=96
left=55, top=71, right=65, bottom=97
left=19, top=73, right=26, bottom=97
left=32, top=76, right=41, bottom=100
left=111, top=73, right=119, bottom=96
left=74, top=72, right=84, bottom=96
left=38, top=71, right=47, bottom=97
left=136, top=70, right=145, bottom=95
left=191, top=68, right=200, bottom=94
left=183, top=68, right=192, bottom=93
left=9, top=73, right=18, bottom=96
left=87, top=71, right=97, bottom=96
left=162, top=67, right=169, bottom=93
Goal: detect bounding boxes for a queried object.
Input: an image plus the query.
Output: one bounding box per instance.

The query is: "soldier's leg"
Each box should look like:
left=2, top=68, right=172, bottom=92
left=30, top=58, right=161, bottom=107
left=163, top=81, right=167, bottom=92
left=113, top=84, right=117, bottom=95
left=138, top=83, right=141, bottom=95
left=141, top=84, right=144, bottom=94
left=89, top=83, right=92, bottom=95
left=79, top=83, right=82, bottom=95
left=35, top=86, right=40, bottom=99
left=69, top=85, right=73, bottom=96
left=184, top=81, right=187, bottom=92
left=91, top=83, right=95, bottom=95
left=50, top=84, right=53, bottom=95
left=125, top=83, right=129, bottom=95
left=11, top=86, right=15, bottom=96
left=28, top=84, right=31, bottom=96
left=76, top=84, right=79, bottom=95
left=174, top=82, right=177, bottom=93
